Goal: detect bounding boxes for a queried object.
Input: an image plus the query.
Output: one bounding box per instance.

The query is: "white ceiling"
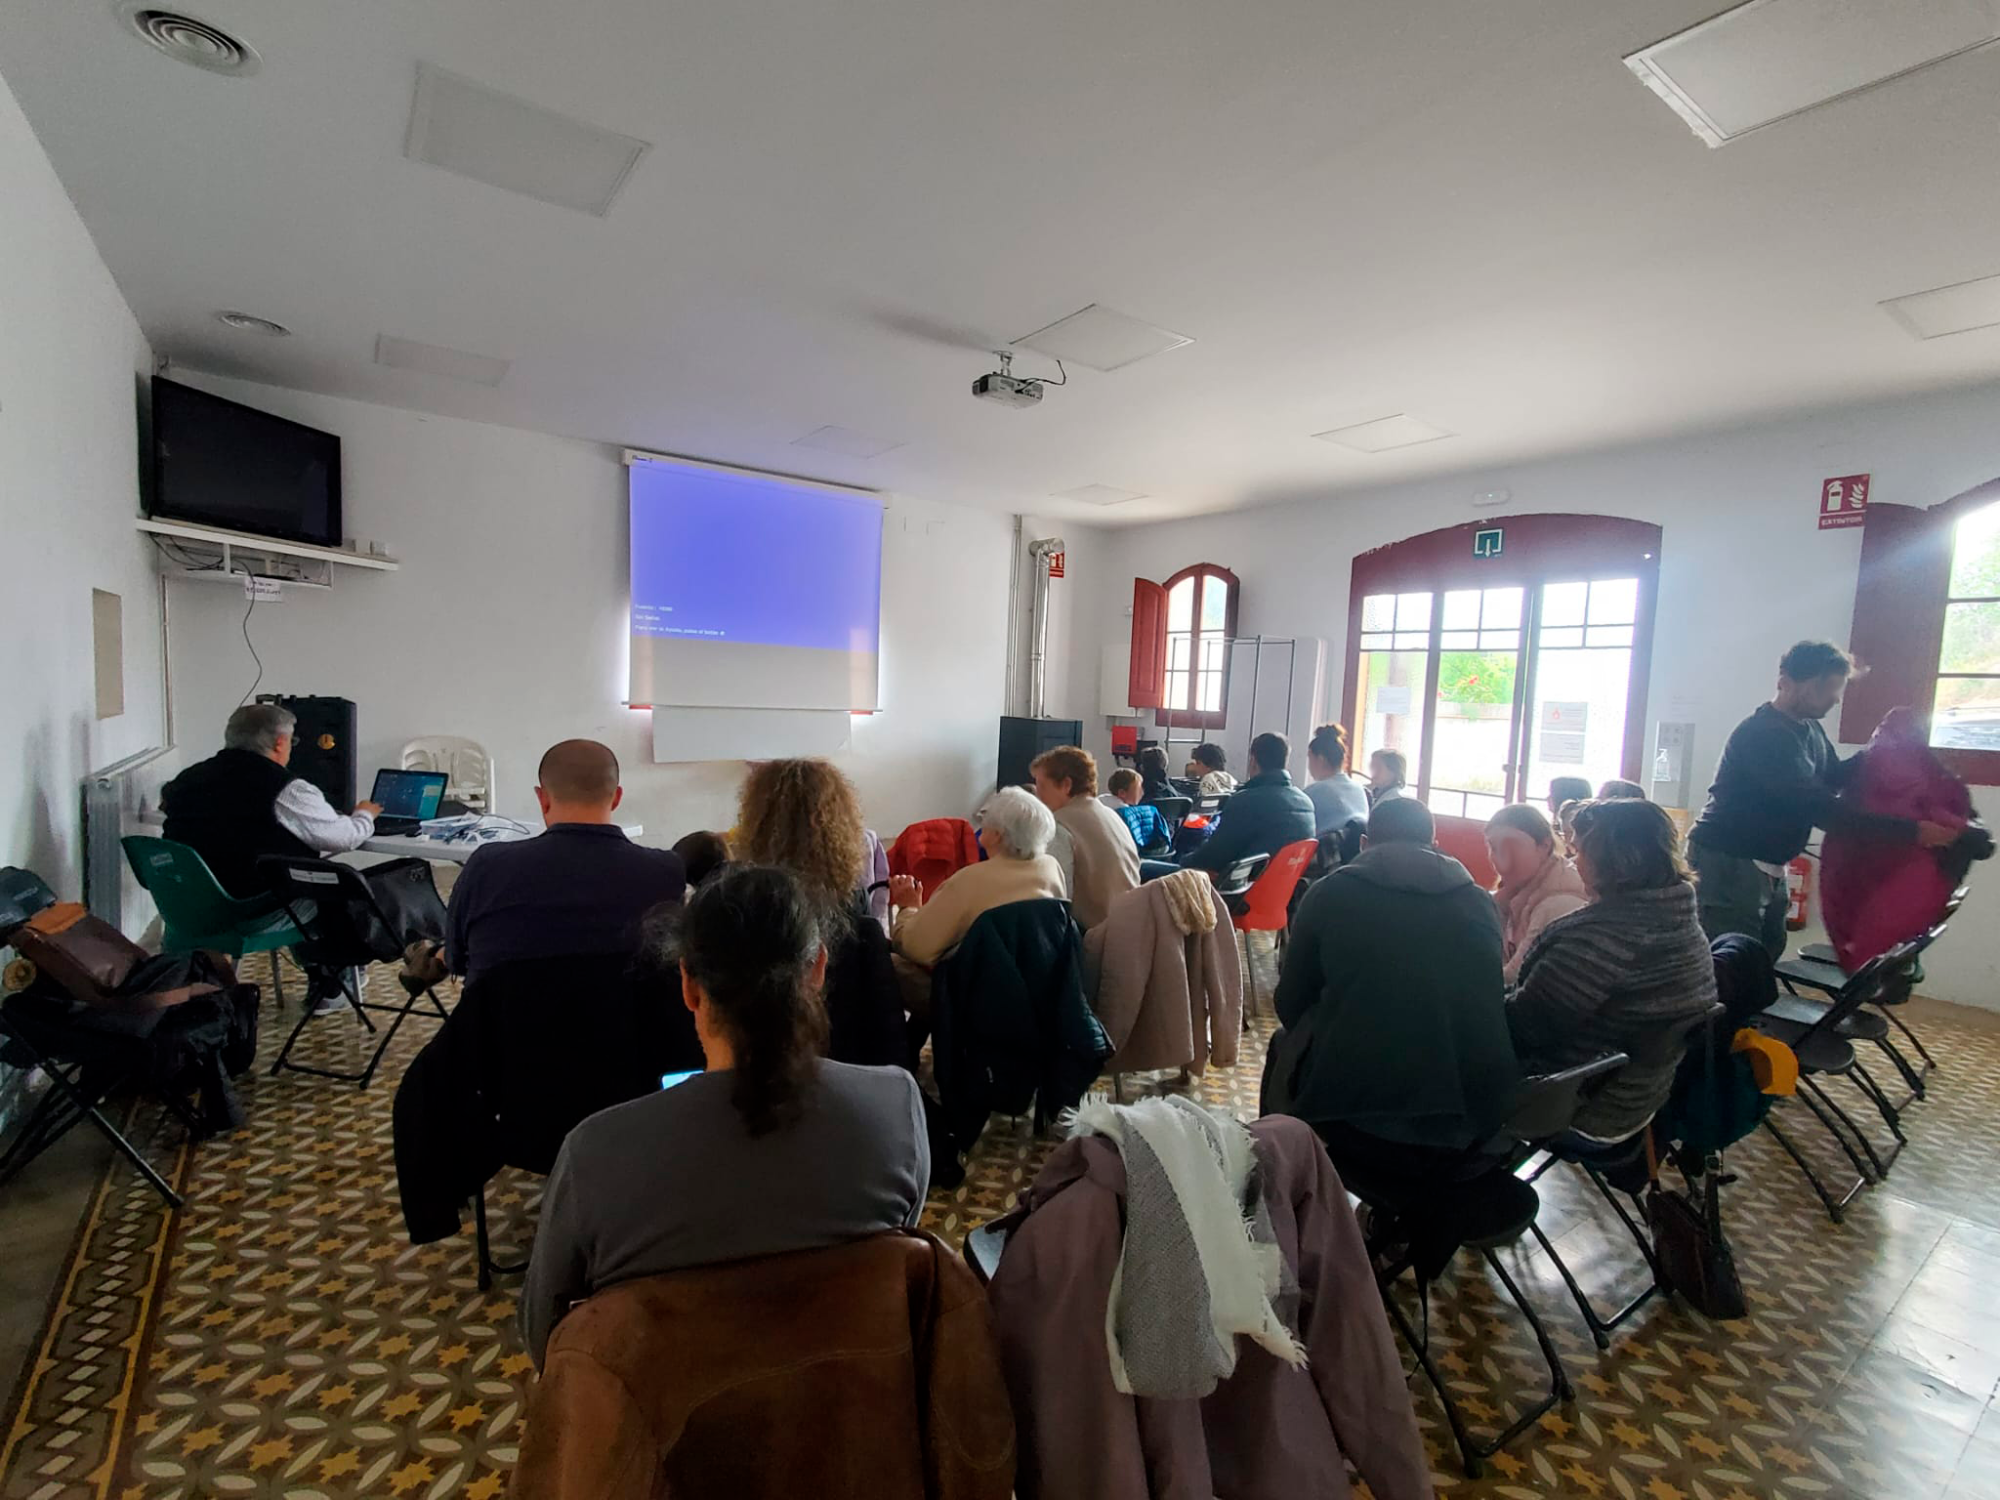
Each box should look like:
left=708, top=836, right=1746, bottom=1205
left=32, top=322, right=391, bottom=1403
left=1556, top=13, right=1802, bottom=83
left=6, top=1, right=2000, bottom=525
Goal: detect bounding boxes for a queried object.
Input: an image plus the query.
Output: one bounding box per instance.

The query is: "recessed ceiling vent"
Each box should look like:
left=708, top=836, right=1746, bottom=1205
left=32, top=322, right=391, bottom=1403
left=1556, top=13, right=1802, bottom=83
left=215, top=310, right=290, bottom=336
left=119, top=6, right=261, bottom=77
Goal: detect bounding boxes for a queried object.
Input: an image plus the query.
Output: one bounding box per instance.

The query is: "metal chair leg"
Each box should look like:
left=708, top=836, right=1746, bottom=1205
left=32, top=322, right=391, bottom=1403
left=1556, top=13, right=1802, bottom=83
left=1883, top=1007, right=1938, bottom=1074
left=1804, top=1075, right=1891, bottom=1181
left=1762, top=1113, right=1858, bottom=1223
left=1849, top=1061, right=1907, bottom=1143
left=1380, top=1277, right=1487, bottom=1478
left=0, top=1044, right=184, bottom=1208
left=473, top=1183, right=529, bottom=1292
left=1794, top=1081, right=1879, bottom=1184
left=1870, top=1033, right=1927, bottom=1108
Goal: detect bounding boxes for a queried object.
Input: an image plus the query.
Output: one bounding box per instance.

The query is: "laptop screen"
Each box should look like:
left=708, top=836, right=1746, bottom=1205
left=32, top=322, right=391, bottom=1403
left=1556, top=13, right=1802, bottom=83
left=371, top=768, right=448, bottom=820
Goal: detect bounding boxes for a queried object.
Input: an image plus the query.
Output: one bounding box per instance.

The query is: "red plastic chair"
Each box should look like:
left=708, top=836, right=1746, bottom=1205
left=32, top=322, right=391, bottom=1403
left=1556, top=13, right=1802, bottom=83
left=886, top=818, right=983, bottom=898
left=1220, top=838, right=1318, bottom=1016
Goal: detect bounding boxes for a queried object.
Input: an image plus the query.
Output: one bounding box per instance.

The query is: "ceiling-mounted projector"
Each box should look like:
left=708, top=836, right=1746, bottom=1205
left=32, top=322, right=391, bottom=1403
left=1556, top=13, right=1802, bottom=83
left=972, top=350, right=1047, bottom=409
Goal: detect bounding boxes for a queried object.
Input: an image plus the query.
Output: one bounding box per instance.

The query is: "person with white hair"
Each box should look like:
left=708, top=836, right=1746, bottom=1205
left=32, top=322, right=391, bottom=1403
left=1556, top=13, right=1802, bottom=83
left=887, top=787, right=1067, bottom=1001
left=161, top=702, right=383, bottom=898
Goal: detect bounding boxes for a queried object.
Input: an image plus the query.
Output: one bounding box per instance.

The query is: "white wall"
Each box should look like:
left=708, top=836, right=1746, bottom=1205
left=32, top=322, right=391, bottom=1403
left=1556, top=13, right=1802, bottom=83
left=0, top=71, right=162, bottom=923
left=1009, top=517, right=1113, bottom=769
left=1095, top=383, right=2000, bottom=1010
left=159, top=375, right=1020, bottom=844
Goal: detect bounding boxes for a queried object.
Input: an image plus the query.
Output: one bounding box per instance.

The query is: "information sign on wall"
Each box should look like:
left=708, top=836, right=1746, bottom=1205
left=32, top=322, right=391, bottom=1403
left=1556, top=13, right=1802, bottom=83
left=1541, top=701, right=1588, bottom=763
left=1818, top=473, right=1870, bottom=531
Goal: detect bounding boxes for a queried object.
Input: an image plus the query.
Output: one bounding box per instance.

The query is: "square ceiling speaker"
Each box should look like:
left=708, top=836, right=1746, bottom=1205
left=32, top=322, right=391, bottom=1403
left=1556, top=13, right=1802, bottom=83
left=1626, top=0, right=2000, bottom=147
left=1055, top=483, right=1147, bottom=506
left=1013, top=304, right=1193, bottom=371
left=375, top=334, right=511, bottom=386
left=792, top=425, right=903, bottom=459
left=1881, top=271, right=2000, bottom=340
left=1313, top=414, right=1453, bottom=454
left=405, top=64, right=651, bottom=215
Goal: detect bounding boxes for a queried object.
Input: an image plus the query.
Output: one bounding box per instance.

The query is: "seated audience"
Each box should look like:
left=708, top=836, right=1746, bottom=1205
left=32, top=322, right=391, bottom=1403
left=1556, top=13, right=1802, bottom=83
left=1507, top=798, right=1719, bottom=1144
left=1485, top=804, right=1587, bottom=982
left=1032, top=746, right=1141, bottom=929
left=1186, top=741, right=1238, bottom=796
left=1136, top=744, right=1177, bottom=804
left=162, top=703, right=386, bottom=897
left=671, top=829, right=730, bottom=889
left=889, top=788, right=1065, bottom=1013
left=1180, top=732, right=1316, bottom=875
left=1597, top=778, right=1648, bottom=800
left=1303, top=722, right=1369, bottom=836
left=1366, top=747, right=1409, bottom=806
left=1272, top=795, right=1518, bottom=1176
left=1547, top=776, right=1593, bottom=819
left=519, top=864, right=929, bottom=1366
left=734, top=758, right=904, bottom=1066
left=1104, top=769, right=1174, bottom=855
left=444, top=740, right=685, bottom=981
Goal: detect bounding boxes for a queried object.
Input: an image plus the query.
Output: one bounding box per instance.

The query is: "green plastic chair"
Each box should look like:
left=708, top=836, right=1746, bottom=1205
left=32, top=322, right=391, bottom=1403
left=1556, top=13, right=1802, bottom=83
left=121, top=835, right=306, bottom=1004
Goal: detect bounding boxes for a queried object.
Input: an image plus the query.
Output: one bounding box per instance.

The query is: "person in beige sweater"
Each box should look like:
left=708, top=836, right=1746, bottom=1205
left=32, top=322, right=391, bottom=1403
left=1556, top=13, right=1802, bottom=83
left=889, top=788, right=1067, bottom=967
left=1032, top=745, right=1141, bottom=931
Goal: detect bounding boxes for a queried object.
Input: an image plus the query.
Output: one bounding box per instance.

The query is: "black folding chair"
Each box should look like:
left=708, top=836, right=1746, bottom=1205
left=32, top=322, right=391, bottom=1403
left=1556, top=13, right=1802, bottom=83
left=456, top=951, right=702, bottom=1288
left=258, top=855, right=451, bottom=1088
left=1778, top=885, right=1965, bottom=1107
left=0, top=996, right=199, bottom=1207
left=1754, top=941, right=1919, bottom=1222
left=1343, top=1052, right=1629, bottom=1479
left=1151, top=795, right=1192, bottom=833
left=1519, top=1004, right=1725, bottom=1349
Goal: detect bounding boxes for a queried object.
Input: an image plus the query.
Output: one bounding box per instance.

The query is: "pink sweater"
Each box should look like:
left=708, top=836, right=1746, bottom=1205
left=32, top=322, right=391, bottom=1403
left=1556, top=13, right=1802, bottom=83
left=1494, top=851, right=1587, bottom=981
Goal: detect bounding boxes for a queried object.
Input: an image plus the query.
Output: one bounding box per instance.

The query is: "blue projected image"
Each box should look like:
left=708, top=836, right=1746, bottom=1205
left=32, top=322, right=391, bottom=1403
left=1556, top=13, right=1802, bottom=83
left=629, top=461, right=883, bottom=654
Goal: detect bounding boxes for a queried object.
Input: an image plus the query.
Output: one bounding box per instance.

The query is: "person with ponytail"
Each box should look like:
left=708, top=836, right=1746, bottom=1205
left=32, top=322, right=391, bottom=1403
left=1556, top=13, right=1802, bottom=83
left=519, top=864, right=930, bottom=1367
left=1303, top=723, right=1369, bottom=836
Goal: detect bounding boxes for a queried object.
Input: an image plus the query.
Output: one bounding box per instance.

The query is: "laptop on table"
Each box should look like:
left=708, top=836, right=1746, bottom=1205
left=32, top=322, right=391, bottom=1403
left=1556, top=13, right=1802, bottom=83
left=369, top=768, right=448, bottom=836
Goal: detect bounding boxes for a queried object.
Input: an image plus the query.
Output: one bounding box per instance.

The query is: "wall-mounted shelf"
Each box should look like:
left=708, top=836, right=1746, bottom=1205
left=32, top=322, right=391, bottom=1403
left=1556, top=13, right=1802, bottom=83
left=136, top=516, right=400, bottom=572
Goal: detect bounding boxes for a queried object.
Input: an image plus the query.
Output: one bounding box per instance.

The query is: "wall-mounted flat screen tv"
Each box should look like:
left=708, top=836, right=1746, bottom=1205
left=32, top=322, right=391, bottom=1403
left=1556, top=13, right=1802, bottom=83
left=148, top=376, right=341, bottom=547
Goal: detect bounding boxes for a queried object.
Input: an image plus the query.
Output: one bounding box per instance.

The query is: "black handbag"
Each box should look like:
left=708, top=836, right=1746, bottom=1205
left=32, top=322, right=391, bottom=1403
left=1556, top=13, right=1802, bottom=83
left=1646, top=1132, right=1746, bottom=1320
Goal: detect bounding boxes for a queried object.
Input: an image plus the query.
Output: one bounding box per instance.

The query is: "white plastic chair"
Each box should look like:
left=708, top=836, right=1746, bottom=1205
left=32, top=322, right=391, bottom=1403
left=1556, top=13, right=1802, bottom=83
left=400, top=737, right=493, bottom=814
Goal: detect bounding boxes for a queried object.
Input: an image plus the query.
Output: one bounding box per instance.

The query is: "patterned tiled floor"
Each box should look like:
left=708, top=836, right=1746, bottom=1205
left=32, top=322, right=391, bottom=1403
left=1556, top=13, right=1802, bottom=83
left=2, top=950, right=1999, bottom=1499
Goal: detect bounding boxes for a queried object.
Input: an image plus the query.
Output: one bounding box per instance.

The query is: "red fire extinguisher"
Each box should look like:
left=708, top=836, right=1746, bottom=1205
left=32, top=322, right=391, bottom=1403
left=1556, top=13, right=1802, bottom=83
left=1785, top=856, right=1813, bottom=931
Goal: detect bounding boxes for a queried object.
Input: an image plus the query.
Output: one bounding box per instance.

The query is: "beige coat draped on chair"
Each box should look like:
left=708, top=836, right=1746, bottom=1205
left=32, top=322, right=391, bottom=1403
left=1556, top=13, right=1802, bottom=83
left=1084, top=870, right=1243, bottom=1075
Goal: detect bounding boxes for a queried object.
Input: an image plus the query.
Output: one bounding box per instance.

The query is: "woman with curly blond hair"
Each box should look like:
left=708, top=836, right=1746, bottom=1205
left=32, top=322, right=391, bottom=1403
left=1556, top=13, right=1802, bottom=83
left=735, top=759, right=903, bottom=1067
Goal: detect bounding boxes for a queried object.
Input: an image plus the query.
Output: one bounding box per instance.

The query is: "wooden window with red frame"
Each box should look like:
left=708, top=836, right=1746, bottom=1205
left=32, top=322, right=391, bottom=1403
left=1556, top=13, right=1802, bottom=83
left=1841, top=476, right=2000, bottom=784
left=1128, top=564, right=1240, bottom=730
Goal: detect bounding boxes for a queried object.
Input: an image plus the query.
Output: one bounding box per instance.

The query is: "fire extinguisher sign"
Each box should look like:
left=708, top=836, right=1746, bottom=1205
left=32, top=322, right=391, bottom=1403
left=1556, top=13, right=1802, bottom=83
left=1047, top=551, right=1065, bottom=578
left=1818, top=473, right=1870, bottom=531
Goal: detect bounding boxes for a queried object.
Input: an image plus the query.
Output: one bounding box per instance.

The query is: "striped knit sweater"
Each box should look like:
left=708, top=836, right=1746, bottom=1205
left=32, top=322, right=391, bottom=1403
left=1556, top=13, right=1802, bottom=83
left=1506, top=881, right=1717, bottom=1142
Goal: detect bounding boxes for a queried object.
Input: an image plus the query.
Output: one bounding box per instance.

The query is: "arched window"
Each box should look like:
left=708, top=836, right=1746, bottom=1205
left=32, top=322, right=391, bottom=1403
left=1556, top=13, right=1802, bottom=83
left=1159, top=563, right=1238, bottom=729
left=1341, top=516, right=1661, bottom=824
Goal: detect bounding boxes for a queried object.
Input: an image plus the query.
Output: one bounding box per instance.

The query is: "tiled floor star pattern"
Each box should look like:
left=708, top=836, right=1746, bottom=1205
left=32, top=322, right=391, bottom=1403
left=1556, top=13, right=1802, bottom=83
left=3, top=947, right=1999, bottom=1499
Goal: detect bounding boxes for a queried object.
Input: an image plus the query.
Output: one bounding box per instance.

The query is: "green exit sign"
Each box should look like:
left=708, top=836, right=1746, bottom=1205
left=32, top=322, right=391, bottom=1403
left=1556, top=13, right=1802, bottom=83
left=1473, top=527, right=1504, bottom=558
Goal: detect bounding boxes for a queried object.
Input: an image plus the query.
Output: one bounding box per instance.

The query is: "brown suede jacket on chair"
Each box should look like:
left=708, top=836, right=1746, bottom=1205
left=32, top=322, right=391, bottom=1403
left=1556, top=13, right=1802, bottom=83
left=508, top=1231, right=1015, bottom=1500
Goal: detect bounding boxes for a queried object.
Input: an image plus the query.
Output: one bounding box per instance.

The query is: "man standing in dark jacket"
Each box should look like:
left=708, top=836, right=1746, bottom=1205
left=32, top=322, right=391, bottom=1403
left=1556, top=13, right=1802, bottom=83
left=1688, top=641, right=1956, bottom=959
left=1268, top=796, right=1517, bottom=1178
left=1180, top=732, right=1316, bottom=875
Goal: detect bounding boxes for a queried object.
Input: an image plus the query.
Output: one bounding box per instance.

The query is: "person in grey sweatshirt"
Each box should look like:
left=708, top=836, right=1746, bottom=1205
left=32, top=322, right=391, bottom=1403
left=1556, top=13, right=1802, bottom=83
left=520, top=864, right=929, bottom=1367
